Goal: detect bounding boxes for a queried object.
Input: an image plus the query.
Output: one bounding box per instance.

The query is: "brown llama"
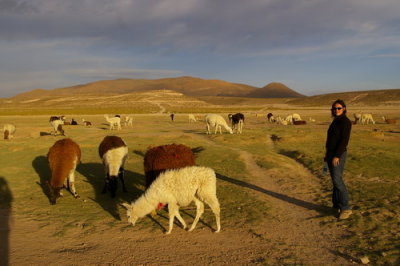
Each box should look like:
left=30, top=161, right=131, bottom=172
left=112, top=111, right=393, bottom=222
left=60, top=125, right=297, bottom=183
left=47, top=138, right=81, bottom=204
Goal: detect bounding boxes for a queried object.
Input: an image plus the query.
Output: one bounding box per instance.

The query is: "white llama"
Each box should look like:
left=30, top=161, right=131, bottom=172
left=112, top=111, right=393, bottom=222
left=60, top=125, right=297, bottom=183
left=122, top=166, right=221, bottom=234
left=104, top=115, right=121, bottom=130
left=205, top=114, right=233, bottom=134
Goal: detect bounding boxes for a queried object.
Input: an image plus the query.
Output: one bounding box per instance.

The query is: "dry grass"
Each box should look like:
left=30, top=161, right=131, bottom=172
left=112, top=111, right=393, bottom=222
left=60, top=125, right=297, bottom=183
left=1, top=102, right=399, bottom=264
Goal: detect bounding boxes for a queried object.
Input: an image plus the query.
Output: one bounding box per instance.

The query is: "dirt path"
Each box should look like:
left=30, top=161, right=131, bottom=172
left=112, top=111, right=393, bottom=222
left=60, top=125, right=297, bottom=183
left=5, top=130, right=355, bottom=265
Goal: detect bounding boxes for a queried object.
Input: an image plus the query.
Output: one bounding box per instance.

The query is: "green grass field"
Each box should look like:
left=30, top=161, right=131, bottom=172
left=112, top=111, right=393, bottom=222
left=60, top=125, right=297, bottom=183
left=1, top=111, right=399, bottom=264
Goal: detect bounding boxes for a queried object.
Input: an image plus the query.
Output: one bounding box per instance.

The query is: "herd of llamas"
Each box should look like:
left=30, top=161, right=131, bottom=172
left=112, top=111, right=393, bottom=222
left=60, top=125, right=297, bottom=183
left=1, top=111, right=396, bottom=234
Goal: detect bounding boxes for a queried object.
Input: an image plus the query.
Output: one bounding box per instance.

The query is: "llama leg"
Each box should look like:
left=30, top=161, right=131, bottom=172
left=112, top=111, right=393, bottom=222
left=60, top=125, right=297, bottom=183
left=118, top=167, right=127, bottom=192
left=102, top=173, right=109, bottom=194
left=67, top=169, right=79, bottom=198
left=174, top=209, right=187, bottom=230
left=206, top=124, right=210, bottom=134
left=188, top=198, right=204, bottom=232
left=206, top=197, right=221, bottom=232
left=166, top=203, right=178, bottom=234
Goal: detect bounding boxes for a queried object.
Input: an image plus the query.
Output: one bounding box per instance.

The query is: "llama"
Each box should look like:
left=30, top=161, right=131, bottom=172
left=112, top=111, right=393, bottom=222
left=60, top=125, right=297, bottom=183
left=205, top=114, right=233, bottom=134
left=188, top=114, right=197, bottom=123
left=104, top=115, right=121, bottom=130
left=50, top=119, right=65, bottom=136
left=82, top=118, right=92, bottom=127
left=3, top=124, right=16, bottom=140
left=382, top=116, right=397, bottom=124
left=231, top=113, right=245, bottom=134
left=46, top=138, right=81, bottom=204
left=71, top=118, right=78, bottom=125
left=143, top=144, right=196, bottom=215
left=228, top=114, right=233, bottom=123
left=125, top=116, right=133, bottom=127
left=49, top=116, right=65, bottom=122
left=275, top=116, right=288, bottom=125
left=285, top=113, right=302, bottom=125
left=122, top=166, right=221, bottom=234
left=170, top=113, right=175, bottom=121
left=98, top=136, right=128, bottom=198
left=353, top=113, right=362, bottom=124
left=360, top=114, right=375, bottom=125
left=144, top=144, right=196, bottom=189
left=267, top=113, right=275, bottom=123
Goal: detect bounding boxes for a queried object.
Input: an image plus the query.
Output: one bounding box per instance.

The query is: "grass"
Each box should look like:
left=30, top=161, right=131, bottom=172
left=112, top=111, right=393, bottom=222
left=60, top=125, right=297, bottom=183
left=0, top=115, right=271, bottom=237
left=267, top=123, right=400, bottom=265
left=1, top=111, right=399, bottom=264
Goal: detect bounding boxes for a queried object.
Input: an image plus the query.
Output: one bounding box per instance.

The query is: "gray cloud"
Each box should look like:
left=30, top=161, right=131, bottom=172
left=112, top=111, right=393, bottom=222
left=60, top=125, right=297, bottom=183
left=1, top=0, right=400, bottom=55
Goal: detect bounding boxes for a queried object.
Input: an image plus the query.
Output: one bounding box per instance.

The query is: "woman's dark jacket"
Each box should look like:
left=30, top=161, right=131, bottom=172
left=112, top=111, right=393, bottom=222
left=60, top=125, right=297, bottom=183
left=325, top=115, right=352, bottom=159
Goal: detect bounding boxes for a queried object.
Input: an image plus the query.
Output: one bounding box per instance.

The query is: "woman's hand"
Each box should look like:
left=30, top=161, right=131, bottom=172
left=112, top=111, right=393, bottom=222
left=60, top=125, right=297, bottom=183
left=332, top=157, right=340, bottom=167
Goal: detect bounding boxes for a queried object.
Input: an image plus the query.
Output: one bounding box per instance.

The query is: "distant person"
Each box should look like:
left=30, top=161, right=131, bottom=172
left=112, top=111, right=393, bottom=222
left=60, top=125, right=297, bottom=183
left=325, top=99, right=352, bottom=219
left=170, top=113, right=174, bottom=121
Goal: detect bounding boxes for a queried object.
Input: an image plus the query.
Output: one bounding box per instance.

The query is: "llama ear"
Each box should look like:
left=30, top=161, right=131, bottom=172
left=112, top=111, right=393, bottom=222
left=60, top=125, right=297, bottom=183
left=121, top=203, right=131, bottom=209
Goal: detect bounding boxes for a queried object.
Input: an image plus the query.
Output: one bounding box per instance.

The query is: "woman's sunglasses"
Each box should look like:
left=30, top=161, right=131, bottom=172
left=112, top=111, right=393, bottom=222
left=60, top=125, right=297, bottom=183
left=332, top=107, right=343, bottom=111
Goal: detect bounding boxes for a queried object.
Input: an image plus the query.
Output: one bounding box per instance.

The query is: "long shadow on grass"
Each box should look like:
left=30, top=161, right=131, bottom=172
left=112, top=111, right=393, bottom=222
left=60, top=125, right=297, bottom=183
left=77, top=162, right=145, bottom=220
left=216, top=173, right=330, bottom=214
left=0, top=177, right=13, bottom=266
left=32, top=156, right=52, bottom=203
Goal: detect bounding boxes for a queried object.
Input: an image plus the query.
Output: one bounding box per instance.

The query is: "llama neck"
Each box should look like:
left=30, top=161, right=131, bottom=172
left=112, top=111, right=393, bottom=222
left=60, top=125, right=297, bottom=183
left=133, top=193, right=159, bottom=218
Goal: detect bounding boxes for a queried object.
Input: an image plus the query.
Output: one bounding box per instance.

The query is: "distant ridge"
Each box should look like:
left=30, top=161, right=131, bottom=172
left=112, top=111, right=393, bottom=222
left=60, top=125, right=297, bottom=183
left=9, top=76, right=302, bottom=99
left=287, top=88, right=400, bottom=106
left=246, top=82, right=305, bottom=98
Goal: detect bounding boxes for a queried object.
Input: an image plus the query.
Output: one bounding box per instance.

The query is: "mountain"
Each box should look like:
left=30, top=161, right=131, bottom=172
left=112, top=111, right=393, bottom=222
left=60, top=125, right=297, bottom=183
left=287, top=88, right=400, bottom=106
left=246, top=82, right=305, bottom=98
left=8, top=77, right=302, bottom=99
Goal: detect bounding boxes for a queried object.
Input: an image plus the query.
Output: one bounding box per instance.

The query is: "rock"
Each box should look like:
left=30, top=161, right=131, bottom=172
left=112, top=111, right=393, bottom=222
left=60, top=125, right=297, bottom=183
left=360, top=256, right=369, bottom=264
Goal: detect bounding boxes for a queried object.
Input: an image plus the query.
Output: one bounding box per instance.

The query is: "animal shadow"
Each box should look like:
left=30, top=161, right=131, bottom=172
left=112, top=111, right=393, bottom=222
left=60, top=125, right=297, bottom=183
left=133, top=150, right=145, bottom=157
left=40, top=132, right=52, bottom=136
left=32, top=156, right=52, bottom=203
left=0, top=177, right=13, bottom=266
left=77, top=162, right=145, bottom=220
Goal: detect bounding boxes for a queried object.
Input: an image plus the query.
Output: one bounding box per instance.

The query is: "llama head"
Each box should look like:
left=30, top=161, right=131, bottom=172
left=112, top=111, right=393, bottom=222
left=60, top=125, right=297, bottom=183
left=47, top=182, right=62, bottom=205
left=121, top=203, right=138, bottom=226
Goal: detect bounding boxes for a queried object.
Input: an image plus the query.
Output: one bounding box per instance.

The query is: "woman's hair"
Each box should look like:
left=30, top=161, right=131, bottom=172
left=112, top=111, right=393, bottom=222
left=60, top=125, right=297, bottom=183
left=331, top=99, right=347, bottom=117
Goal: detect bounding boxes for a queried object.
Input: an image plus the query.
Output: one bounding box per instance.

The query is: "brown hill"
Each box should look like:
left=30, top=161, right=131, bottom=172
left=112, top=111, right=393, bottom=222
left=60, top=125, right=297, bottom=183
left=246, top=82, right=305, bottom=98
left=10, top=76, right=260, bottom=99
left=287, top=88, right=400, bottom=106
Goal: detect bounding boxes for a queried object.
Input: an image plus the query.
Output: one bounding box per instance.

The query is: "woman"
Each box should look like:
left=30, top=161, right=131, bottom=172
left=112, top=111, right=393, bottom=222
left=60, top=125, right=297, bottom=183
left=325, top=99, right=352, bottom=219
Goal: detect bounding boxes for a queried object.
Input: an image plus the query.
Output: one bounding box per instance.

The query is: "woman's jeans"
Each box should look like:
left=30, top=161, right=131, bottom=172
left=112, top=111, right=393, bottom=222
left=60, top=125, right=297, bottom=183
left=327, top=151, right=350, bottom=211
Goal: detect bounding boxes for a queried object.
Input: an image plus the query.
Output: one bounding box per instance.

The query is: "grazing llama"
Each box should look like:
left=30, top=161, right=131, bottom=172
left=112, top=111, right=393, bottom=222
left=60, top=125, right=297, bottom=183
left=188, top=114, right=197, bottom=123
left=205, top=114, right=233, bottom=134
left=231, top=113, right=245, bottom=134
left=3, top=124, right=16, bottom=140
left=82, top=118, right=92, bottom=127
left=122, top=166, right=221, bottom=234
left=143, top=144, right=196, bottom=215
left=98, top=136, right=128, bottom=198
left=125, top=116, right=133, bottom=127
left=47, top=138, right=81, bottom=204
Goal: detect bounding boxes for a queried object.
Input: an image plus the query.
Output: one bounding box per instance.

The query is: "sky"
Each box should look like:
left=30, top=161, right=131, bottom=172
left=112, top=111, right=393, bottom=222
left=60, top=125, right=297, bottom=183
left=1, top=0, right=400, bottom=98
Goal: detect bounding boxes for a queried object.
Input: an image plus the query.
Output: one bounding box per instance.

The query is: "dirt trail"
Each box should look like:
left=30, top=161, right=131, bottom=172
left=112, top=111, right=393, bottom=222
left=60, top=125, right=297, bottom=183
left=235, top=150, right=351, bottom=264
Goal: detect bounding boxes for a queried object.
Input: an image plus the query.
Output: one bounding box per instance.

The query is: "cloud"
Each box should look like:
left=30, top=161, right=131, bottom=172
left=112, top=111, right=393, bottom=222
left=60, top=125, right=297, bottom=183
left=1, top=0, right=399, bottom=55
